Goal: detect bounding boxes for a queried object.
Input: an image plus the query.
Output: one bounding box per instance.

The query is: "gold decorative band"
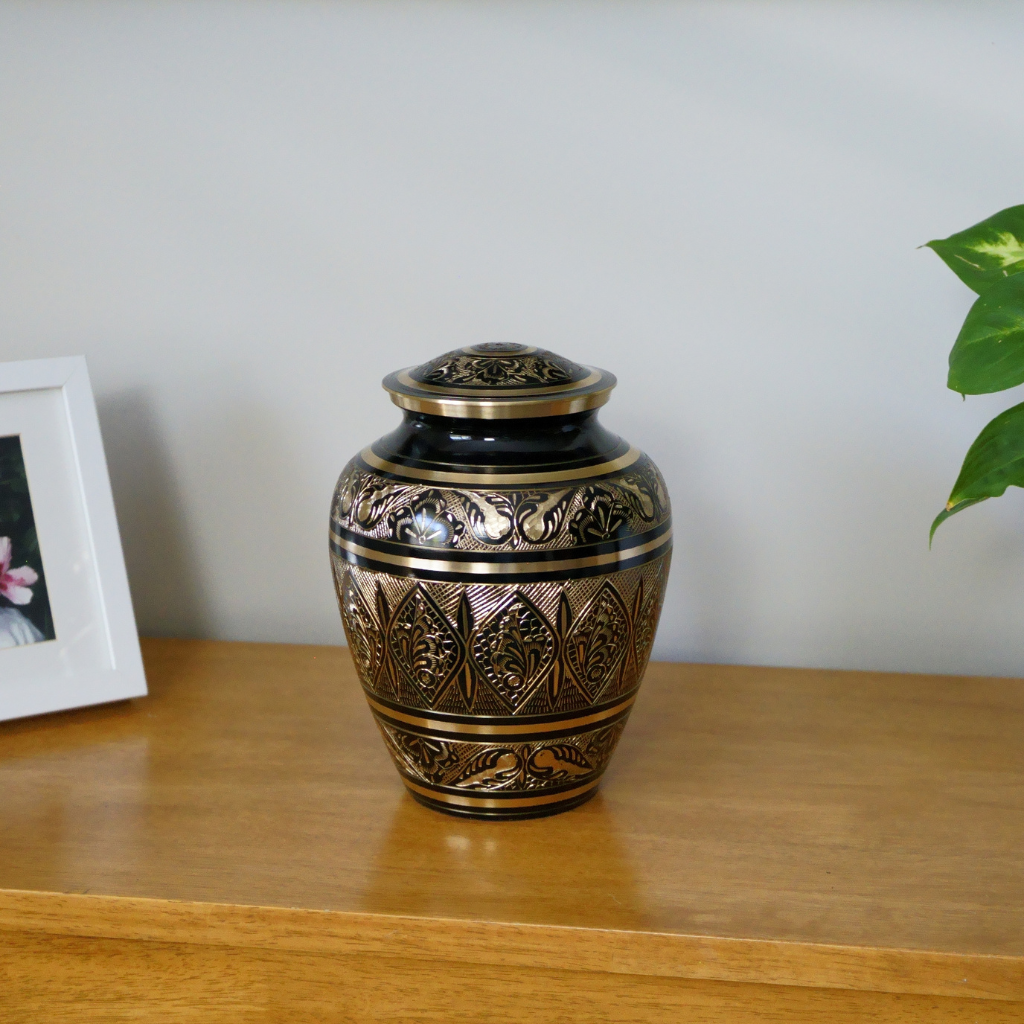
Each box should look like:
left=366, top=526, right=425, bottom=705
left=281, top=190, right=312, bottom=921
left=395, top=367, right=603, bottom=397
left=365, top=692, right=636, bottom=737
left=361, top=445, right=641, bottom=484
left=330, top=527, right=672, bottom=576
left=402, top=775, right=601, bottom=810
left=384, top=387, right=614, bottom=419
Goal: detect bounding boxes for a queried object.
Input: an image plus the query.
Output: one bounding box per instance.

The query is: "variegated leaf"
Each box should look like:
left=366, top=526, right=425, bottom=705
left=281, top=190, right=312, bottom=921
left=926, top=205, right=1024, bottom=294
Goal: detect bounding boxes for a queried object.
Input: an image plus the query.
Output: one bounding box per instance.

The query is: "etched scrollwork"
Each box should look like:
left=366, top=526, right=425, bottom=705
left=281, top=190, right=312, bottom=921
left=376, top=720, right=628, bottom=793
left=580, top=722, right=626, bottom=770
left=512, top=490, right=573, bottom=544
left=526, top=744, right=594, bottom=781
left=459, top=488, right=575, bottom=547
left=379, top=727, right=461, bottom=785
left=461, top=491, right=515, bottom=544
left=452, top=748, right=522, bottom=789
left=333, top=454, right=670, bottom=554
left=336, top=462, right=414, bottom=530
left=613, top=461, right=669, bottom=523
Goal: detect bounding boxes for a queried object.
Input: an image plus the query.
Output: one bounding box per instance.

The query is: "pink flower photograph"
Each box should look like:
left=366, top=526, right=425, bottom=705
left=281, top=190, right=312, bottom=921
left=0, top=435, right=55, bottom=649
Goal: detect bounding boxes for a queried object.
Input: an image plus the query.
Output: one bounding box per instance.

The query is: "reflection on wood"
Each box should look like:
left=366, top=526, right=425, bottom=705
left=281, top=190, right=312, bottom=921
left=360, top=792, right=646, bottom=929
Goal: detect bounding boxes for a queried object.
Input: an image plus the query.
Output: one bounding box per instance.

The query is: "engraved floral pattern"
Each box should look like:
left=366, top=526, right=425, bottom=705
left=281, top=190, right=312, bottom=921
left=563, top=582, right=631, bottom=701
left=569, top=488, right=631, bottom=544
left=335, top=462, right=414, bottom=530
left=388, top=585, right=466, bottom=706
left=413, top=345, right=582, bottom=388
left=471, top=593, right=557, bottom=711
left=340, top=573, right=386, bottom=697
left=377, top=720, right=627, bottom=792
left=331, top=455, right=670, bottom=554
left=379, top=727, right=460, bottom=785
left=632, top=576, right=663, bottom=677
left=336, top=557, right=667, bottom=804
left=338, top=561, right=666, bottom=718
left=386, top=490, right=465, bottom=547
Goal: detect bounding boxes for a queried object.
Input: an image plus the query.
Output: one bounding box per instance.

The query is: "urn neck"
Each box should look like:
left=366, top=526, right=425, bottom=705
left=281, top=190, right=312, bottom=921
left=376, top=410, right=624, bottom=470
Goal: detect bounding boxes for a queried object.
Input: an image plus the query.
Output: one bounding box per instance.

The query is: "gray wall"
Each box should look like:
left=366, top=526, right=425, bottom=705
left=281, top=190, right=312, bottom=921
left=3, top=0, right=1024, bottom=675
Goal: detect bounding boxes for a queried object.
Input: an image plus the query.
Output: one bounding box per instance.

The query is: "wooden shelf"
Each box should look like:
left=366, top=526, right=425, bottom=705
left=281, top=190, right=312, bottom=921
left=1, top=638, right=1022, bottom=1021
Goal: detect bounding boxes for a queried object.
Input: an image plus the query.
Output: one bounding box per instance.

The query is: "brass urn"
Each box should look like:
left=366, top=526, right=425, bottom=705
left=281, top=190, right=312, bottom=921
left=330, top=343, right=671, bottom=818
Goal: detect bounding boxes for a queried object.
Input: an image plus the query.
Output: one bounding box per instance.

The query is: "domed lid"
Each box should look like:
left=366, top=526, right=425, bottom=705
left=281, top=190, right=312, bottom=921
left=382, top=342, right=616, bottom=419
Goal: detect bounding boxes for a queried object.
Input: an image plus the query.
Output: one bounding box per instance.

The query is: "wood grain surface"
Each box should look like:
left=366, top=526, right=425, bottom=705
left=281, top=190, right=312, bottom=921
left=1, top=638, right=1022, bottom=1021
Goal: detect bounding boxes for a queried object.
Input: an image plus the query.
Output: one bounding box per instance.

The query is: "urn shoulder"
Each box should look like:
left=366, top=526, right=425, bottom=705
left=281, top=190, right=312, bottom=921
left=333, top=342, right=670, bottom=554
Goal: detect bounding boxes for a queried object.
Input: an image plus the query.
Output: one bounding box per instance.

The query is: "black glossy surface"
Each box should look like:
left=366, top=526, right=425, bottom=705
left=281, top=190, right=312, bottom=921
left=374, top=410, right=626, bottom=468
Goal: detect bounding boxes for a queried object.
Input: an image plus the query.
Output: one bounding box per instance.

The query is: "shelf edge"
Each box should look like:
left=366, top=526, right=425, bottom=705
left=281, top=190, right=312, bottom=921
left=0, top=888, right=1020, bottom=1001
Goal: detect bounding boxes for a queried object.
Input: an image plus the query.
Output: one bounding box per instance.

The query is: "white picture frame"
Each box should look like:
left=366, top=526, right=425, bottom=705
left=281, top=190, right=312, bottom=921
left=0, top=356, right=146, bottom=721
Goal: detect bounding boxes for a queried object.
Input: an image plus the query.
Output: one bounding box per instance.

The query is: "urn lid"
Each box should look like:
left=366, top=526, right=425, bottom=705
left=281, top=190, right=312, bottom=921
left=382, top=342, right=616, bottom=420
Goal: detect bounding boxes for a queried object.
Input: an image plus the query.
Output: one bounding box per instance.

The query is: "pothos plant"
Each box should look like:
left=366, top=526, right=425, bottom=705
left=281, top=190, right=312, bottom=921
left=927, top=204, right=1024, bottom=542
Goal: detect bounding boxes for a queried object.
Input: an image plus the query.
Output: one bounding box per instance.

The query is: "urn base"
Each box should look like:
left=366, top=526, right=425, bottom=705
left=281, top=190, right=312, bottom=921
left=404, top=779, right=601, bottom=820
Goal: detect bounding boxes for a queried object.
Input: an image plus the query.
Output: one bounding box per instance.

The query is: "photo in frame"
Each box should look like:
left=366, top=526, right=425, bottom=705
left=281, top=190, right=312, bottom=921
left=0, top=356, right=146, bottom=721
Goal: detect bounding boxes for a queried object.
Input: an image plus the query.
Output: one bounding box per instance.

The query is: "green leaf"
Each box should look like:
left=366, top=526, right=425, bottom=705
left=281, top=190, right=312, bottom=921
left=931, top=400, right=1024, bottom=541
left=929, top=498, right=987, bottom=546
left=947, top=272, right=1024, bottom=394
left=926, top=205, right=1024, bottom=294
